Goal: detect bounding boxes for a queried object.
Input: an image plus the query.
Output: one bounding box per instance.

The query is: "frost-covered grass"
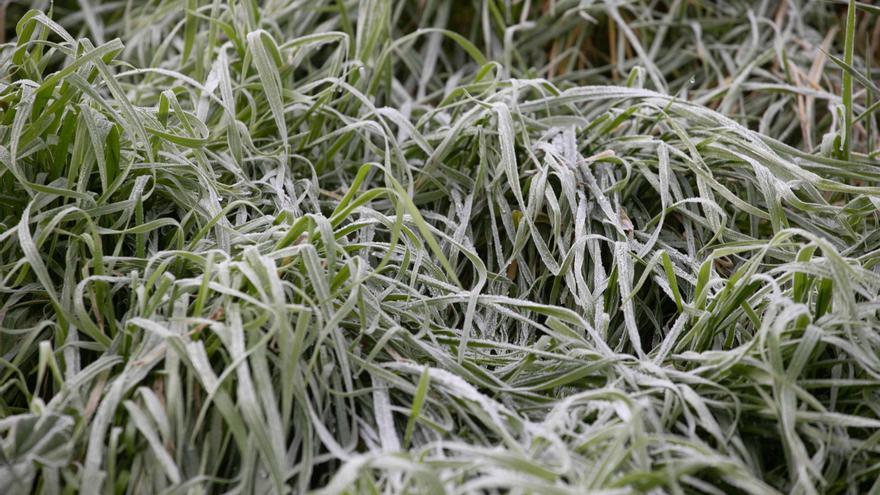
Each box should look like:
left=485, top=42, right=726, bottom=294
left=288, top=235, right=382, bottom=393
left=1, top=0, right=880, bottom=493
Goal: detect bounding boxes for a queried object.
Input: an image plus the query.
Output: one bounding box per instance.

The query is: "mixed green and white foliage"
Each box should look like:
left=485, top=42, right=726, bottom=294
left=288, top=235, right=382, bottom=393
left=1, top=0, right=879, bottom=493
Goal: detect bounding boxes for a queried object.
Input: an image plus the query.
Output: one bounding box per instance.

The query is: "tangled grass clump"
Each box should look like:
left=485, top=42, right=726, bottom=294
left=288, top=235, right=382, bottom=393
left=1, top=0, right=880, bottom=493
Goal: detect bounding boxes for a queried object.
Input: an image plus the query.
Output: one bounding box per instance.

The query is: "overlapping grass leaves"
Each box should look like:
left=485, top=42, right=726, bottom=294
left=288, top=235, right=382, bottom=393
left=1, top=1, right=880, bottom=494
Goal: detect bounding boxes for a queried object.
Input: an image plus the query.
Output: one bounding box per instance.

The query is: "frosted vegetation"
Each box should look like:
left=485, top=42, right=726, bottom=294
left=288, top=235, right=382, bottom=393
left=1, top=0, right=879, bottom=493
